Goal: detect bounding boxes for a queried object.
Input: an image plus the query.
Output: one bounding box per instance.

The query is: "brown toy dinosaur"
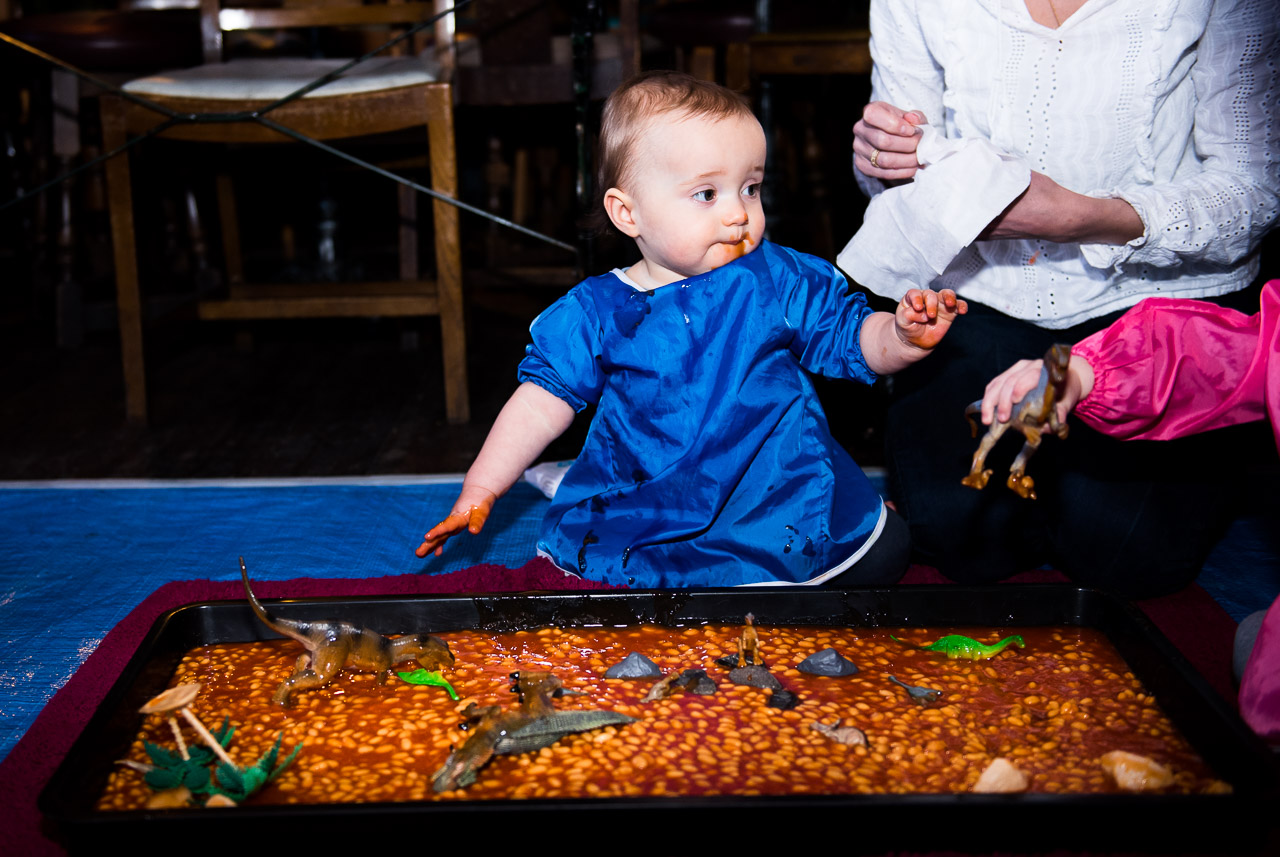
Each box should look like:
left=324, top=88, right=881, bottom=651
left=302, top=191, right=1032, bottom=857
left=961, top=343, right=1072, bottom=500
left=239, top=557, right=454, bottom=706
left=737, top=612, right=761, bottom=668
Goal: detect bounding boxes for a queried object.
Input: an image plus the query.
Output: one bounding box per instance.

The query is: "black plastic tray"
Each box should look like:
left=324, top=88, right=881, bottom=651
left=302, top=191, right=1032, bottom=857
left=40, top=585, right=1279, bottom=854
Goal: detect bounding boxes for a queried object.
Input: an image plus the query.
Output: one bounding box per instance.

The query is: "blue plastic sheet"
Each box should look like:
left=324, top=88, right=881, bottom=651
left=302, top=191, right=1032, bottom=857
left=0, top=478, right=548, bottom=762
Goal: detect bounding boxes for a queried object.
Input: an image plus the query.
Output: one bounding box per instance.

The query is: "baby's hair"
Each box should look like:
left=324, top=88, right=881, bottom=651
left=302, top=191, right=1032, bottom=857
left=596, top=71, right=755, bottom=213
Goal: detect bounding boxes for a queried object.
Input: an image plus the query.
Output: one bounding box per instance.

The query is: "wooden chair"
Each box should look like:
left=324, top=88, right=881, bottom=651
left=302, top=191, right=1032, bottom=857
left=100, top=0, right=467, bottom=426
left=723, top=29, right=871, bottom=92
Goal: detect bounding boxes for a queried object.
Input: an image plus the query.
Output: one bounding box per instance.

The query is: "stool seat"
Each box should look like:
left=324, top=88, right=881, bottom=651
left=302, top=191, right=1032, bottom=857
left=123, top=56, right=438, bottom=100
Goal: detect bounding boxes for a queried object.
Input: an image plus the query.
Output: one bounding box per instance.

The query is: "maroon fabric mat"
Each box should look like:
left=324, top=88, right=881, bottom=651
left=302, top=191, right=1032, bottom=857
left=2, top=560, right=1238, bottom=856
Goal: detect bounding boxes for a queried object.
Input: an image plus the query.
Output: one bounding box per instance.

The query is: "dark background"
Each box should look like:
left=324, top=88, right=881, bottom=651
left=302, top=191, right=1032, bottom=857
left=1, top=0, right=1274, bottom=481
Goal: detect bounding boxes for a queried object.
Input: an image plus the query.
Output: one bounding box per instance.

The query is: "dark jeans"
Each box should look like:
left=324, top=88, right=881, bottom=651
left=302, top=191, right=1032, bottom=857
left=884, top=292, right=1264, bottom=599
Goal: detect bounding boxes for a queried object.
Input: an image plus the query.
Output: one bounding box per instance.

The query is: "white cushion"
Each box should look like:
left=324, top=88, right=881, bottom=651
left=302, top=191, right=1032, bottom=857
left=123, top=56, right=437, bottom=100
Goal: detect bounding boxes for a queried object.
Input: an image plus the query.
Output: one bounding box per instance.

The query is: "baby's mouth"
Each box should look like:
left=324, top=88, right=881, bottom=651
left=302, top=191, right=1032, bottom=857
left=720, top=234, right=754, bottom=260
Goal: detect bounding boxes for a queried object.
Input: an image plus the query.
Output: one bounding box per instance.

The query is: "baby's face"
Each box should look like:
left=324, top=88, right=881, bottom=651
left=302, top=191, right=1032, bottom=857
left=623, top=111, right=766, bottom=286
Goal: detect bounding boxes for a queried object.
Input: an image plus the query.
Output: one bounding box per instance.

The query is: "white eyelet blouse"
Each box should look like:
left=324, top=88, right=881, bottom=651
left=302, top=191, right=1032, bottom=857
left=856, top=0, right=1279, bottom=329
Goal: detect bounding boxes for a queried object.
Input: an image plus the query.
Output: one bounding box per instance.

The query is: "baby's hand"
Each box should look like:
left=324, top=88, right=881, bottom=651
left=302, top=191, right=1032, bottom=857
left=415, top=486, right=498, bottom=558
left=895, top=288, right=967, bottom=351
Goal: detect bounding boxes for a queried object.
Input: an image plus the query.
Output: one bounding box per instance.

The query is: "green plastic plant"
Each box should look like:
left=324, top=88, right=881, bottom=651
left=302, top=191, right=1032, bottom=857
left=135, top=684, right=302, bottom=806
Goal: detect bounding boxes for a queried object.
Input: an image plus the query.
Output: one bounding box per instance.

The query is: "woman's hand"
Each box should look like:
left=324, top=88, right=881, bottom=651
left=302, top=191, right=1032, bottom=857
left=415, top=485, right=498, bottom=558
left=853, top=101, right=927, bottom=182
left=979, top=355, right=1095, bottom=427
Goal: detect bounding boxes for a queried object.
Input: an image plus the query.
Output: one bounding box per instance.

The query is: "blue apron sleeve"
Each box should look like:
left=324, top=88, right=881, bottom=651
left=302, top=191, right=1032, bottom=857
left=517, top=282, right=607, bottom=412
left=771, top=246, right=877, bottom=384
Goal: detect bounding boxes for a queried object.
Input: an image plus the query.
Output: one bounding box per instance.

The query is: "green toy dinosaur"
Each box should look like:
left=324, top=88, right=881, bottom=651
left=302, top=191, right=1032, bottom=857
left=892, top=633, right=1025, bottom=661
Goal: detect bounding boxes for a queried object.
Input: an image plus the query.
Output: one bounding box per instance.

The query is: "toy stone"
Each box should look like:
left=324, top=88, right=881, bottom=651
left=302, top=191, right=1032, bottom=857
left=797, top=647, right=859, bottom=676
left=605, top=651, right=664, bottom=679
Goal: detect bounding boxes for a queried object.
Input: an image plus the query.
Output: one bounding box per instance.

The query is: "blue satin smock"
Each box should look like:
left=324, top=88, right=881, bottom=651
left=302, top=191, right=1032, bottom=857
left=518, top=240, right=886, bottom=588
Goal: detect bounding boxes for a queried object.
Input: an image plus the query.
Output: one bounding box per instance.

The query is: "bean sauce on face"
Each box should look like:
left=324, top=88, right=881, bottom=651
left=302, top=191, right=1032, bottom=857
left=97, top=624, right=1223, bottom=809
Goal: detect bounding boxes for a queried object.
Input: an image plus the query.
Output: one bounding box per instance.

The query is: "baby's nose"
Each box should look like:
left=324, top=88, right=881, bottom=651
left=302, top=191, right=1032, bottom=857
left=722, top=200, right=749, bottom=226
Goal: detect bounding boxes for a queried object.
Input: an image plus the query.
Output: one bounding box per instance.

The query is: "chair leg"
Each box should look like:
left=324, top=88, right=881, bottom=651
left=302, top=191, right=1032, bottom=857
left=52, top=70, right=82, bottom=348
left=100, top=95, right=148, bottom=427
left=398, top=177, right=422, bottom=352
left=399, top=182, right=419, bottom=281
left=215, top=173, right=245, bottom=289
left=426, top=85, right=468, bottom=424
left=689, top=46, right=716, bottom=83
left=725, top=43, right=750, bottom=93
left=512, top=147, right=531, bottom=226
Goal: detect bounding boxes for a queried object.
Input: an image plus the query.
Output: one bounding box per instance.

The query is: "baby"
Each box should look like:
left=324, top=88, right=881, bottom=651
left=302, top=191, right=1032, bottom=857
left=417, top=71, right=965, bottom=587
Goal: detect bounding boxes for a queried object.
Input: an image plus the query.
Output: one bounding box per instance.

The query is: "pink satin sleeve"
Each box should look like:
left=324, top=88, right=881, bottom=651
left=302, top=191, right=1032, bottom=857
left=1240, top=594, right=1280, bottom=743
left=1073, top=279, right=1280, bottom=454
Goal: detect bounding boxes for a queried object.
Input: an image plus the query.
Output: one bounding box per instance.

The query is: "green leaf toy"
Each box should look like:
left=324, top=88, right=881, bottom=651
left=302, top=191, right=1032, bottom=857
left=399, top=668, right=460, bottom=700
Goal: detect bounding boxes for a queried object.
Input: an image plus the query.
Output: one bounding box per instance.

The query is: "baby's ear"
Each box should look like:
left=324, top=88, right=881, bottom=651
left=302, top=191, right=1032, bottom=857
left=603, top=188, right=640, bottom=238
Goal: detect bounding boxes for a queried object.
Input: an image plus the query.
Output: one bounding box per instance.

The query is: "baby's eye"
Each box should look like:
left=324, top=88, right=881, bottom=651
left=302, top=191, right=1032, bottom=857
left=743, top=182, right=762, bottom=199
left=692, top=189, right=716, bottom=203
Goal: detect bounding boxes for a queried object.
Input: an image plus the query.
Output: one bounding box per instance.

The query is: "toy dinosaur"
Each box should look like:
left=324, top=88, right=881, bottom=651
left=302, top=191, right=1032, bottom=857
left=887, top=675, right=942, bottom=705
left=962, top=342, right=1072, bottom=499
left=810, top=718, right=868, bottom=747
left=737, top=613, right=761, bottom=667
left=239, top=557, right=455, bottom=706
left=892, top=633, right=1025, bottom=660
left=432, top=670, right=635, bottom=792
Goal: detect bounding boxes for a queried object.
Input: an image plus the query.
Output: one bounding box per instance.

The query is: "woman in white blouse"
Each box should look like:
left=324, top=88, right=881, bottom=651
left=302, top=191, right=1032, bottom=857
left=852, top=0, right=1279, bottom=597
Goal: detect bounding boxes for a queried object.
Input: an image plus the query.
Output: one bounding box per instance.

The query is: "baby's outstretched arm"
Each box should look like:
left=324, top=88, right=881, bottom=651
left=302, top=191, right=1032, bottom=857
left=416, top=382, right=575, bottom=558
left=860, top=288, right=967, bottom=375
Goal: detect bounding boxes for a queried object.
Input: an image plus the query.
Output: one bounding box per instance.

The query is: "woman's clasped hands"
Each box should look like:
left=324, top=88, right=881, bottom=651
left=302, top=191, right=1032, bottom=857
left=853, top=101, right=927, bottom=182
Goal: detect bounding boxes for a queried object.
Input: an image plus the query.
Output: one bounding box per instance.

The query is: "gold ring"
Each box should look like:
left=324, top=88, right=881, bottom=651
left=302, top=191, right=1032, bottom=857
left=869, top=147, right=881, bottom=168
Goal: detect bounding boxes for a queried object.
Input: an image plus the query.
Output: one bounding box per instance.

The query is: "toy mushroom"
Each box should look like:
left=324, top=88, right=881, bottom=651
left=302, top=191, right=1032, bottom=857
left=140, top=683, right=237, bottom=769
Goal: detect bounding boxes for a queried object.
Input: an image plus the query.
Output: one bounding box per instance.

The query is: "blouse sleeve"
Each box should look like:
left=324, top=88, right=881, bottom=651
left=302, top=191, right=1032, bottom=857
left=516, top=284, right=606, bottom=413
left=772, top=248, right=877, bottom=385
left=1073, top=280, right=1279, bottom=443
left=1080, top=0, right=1280, bottom=269
left=856, top=0, right=946, bottom=200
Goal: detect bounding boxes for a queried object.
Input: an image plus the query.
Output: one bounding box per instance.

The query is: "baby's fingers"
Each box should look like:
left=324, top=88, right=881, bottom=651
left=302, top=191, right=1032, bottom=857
left=416, top=511, right=470, bottom=557
left=936, top=289, right=968, bottom=317
left=902, top=289, right=939, bottom=319
left=467, top=503, right=492, bottom=535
